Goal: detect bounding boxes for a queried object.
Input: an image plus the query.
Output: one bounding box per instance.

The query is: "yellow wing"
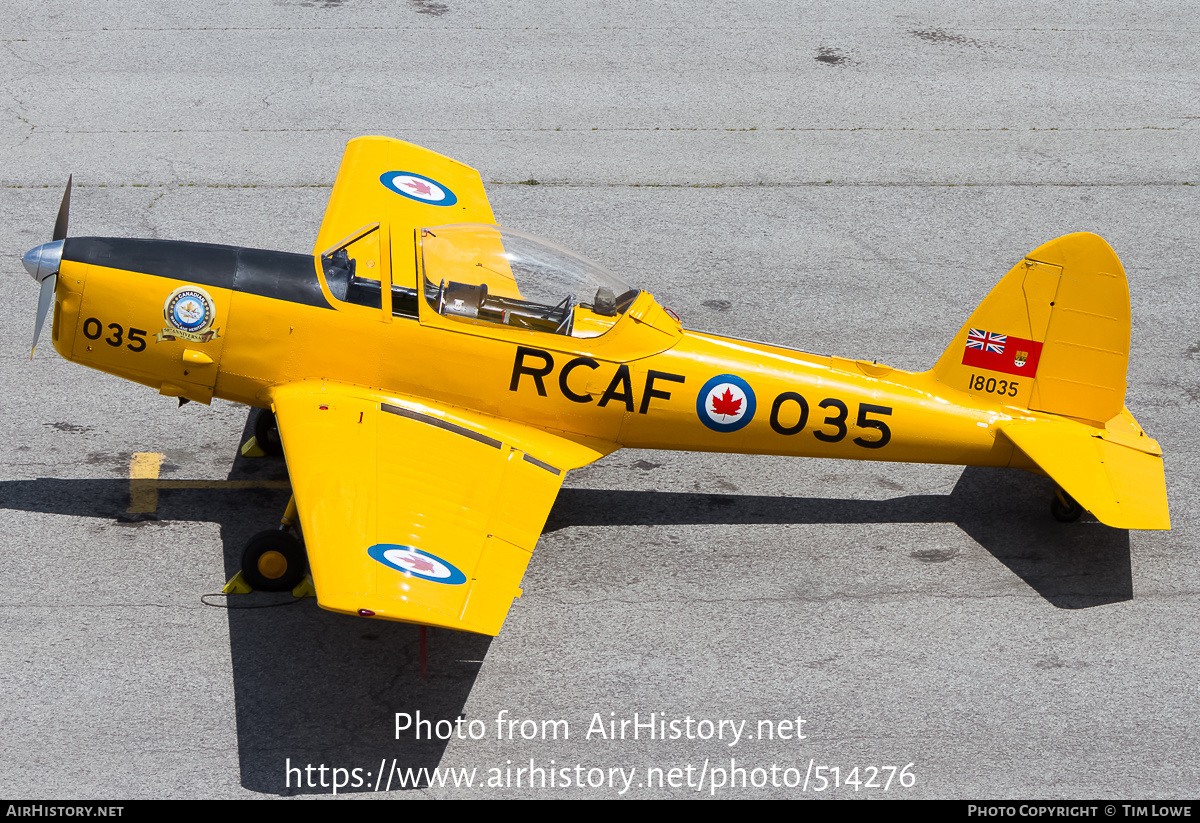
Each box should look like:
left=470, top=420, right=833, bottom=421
left=313, top=135, right=497, bottom=255
left=271, top=381, right=613, bottom=635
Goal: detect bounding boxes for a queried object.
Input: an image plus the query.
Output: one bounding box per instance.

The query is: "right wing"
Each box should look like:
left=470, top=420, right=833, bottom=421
left=271, top=381, right=614, bottom=635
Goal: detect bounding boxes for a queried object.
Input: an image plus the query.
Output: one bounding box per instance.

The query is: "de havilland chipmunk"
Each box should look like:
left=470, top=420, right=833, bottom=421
left=21, top=136, right=1169, bottom=636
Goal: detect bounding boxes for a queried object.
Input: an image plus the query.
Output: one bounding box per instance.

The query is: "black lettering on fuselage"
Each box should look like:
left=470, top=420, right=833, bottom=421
left=509, top=347, right=684, bottom=415
left=639, top=371, right=686, bottom=415
left=559, top=357, right=599, bottom=403
left=597, top=365, right=635, bottom=411
left=510, top=346, right=555, bottom=396
left=813, top=398, right=849, bottom=442
left=770, top=391, right=810, bottom=435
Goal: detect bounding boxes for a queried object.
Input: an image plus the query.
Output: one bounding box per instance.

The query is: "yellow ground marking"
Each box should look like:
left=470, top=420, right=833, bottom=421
left=127, top=452, right=290, bottom=514
left=127, top=452, right=164, bottom=513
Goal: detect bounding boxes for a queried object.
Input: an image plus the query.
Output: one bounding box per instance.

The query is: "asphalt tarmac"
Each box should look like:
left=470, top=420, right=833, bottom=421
left=1, top=1, right=1196, bottom=800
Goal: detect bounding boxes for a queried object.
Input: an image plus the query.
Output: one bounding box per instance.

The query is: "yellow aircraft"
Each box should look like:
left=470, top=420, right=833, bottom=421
left=22, top=136, right=1169, bottom=637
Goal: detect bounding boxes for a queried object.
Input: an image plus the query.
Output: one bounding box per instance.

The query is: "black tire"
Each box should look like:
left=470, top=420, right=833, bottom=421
left=241, top=530, right=306, bottom=591
left=253, top=408, right=284, bottom=457
left=1051, top=490, right=1083, bottom=523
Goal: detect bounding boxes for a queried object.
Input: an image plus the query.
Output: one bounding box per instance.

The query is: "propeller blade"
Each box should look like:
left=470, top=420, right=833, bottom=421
left=30, top=273, right=57, bottom=358
left=52, top=175, right=72, bottom=242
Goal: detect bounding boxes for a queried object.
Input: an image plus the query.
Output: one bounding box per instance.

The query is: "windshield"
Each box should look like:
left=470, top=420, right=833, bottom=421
left=321, top=223, right=420, bottom=318
left=420, top=224, right=638, bottom=337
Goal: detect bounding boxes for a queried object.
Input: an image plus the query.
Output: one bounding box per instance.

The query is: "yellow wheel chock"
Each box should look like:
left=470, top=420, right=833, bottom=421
left=221, top=571, right=254, bottom=594
left=240, top=436, right=266, bottom=458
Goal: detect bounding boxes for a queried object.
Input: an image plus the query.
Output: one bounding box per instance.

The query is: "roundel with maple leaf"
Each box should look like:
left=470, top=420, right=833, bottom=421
left=379, top=171, right=459, bottom=207
left=696, top=374, right=757, bottom=433
left=368, top=544, right=467, bottom=585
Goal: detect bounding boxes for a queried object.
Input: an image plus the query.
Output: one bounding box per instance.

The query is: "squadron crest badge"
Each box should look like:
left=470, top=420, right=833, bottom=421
left=158, top=286, right=219, bottom=343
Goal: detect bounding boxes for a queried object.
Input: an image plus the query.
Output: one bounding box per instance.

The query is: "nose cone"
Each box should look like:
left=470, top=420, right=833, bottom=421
left=22, top=240, right=64, bottom=283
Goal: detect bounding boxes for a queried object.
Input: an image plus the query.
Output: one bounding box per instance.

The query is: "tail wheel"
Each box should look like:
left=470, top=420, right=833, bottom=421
left=241, top=530, right=306, bottom=591
left=253, top=408, right=284, bottom=457
left=1051, top=488, right=1083, bottom=523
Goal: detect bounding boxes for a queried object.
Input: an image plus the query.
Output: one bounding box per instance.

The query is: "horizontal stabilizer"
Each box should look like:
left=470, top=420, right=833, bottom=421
left=999, top=419, right=1169, bottom=530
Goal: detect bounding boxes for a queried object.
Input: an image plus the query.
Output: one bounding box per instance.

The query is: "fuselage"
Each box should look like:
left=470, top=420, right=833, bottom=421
left=49, top=235, right=1020, bottom=470
left=24, top=137, right=1170, bottom=636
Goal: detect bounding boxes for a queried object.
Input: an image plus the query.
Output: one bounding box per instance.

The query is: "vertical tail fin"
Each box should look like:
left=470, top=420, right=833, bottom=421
left=932, top=233, right=1168, bottom=530
left=931, top=232, right=1131, bottom=425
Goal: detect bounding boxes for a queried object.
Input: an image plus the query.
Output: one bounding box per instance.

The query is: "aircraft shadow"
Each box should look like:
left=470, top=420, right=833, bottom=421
left=1, top=415, right=490, bottom=796
left=546, top=465, right=1133, bottom=610
left=214, top=414, right=492, bottom=795
left=0, top=435, right=1130, bottom=794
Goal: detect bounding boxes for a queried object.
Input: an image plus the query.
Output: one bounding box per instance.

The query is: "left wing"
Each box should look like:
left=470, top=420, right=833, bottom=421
left=271, top=382, right=613, bottom=635
left=314, top=136, right=496, bottom=255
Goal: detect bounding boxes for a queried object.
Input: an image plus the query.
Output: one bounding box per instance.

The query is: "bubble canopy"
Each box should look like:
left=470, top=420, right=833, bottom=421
left=420, top=224, right=639, bottom=338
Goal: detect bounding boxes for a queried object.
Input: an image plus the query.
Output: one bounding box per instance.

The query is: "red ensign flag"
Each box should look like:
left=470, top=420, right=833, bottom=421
left=961, top=328, right=1043, bottom=377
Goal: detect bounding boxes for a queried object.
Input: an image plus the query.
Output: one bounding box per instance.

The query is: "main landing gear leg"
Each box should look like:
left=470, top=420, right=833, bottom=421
left=1051, top=487, right=1084, bottom=523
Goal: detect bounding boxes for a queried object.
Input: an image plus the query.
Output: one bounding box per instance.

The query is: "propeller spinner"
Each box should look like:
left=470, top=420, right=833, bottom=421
left=22, top=176, right=71, bottom=358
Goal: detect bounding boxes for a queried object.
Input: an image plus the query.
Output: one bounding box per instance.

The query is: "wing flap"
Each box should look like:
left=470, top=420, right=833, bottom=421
left=273, top=382, right=603, bottom=635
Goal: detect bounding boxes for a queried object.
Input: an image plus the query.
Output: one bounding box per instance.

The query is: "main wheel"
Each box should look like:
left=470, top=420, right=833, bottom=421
left=241, top=530, right=306, bottom=591
left=253, top=408, right=284, bottom=457
left=1051, top=489, right=1083, bottom=523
